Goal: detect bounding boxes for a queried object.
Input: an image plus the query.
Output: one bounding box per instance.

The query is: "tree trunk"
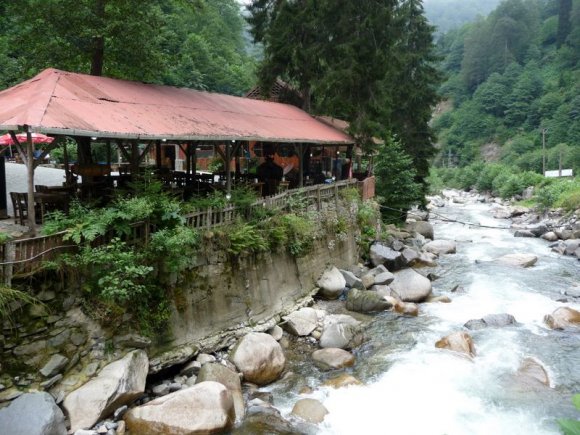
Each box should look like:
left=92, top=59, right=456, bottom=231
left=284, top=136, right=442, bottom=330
left=90, top=0, right=106, bottom=76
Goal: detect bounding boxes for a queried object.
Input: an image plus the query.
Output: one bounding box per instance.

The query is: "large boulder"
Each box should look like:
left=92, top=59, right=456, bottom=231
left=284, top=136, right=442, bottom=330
left=435, top=332, right=476, bottom=358
left=319, top=314, right=363, bottom=350
left=517, top=358, right=550, bottom=387
left=389, top=268, right=432, bottom=302
left=0, top=392, right=66, bottom=435
left=529, top=224, right=549, bottom=237
left=345, top=289, right=392, bottom=313
left=63, top=350, right=148, bottom=432
left=283, top=307, right=318, bottom=337
left=464, top=313, right=517, bottom=330
left=196, top=363, right=244, bottom=422
left=412, top=252, right=438, bottom=267
left=339, top=269, right=365, bottom=290
left=125, top=382, right=234, bottom=435
left=401, top=248, right=420, bottom=266
left=316, top=266, right=346, bottom=299
left=564, top=239, right=580, bottom=256
left=544, top=307, right=580, bottom=330
left=482, top=313, right=517, bottom=327
left=393, top=301, right=419, bottom=317
left=230, top=333, right=285, bottom=385
left=407, top=221, right=434, bottom=240
left=424, top=240, right=457, bottom=255
left=541, top=231, right=558, bottom=242
left=312, top=348, right=355, bottom=370
left=495, top=253, right=538, bottom=268
left=242, top=404, right=296, bottom=434
left=291, top=399, right=329, bottom=424
left=323, top=374, right=364, bottom=389
left=369, top=243, right=405, bottom=270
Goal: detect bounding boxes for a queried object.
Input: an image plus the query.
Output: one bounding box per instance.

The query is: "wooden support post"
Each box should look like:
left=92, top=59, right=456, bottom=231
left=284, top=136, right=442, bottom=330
left=226, top=141, right=232, bottom=197
left=298, top=143, right=304, bottom=187
left=0, top=156, right=7, bottom=219
left=155, top=140, right=162, bottom=169
left=191, top=142, right=198, bottom=176
left=185, top=143, right=191, bottom=175
left=106, top=140, right=112, bottom=167
left=130, top=140, right=139, bottom=172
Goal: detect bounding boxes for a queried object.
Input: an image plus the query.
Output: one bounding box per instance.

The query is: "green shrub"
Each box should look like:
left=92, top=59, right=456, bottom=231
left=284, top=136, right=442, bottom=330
left=477, top=163, right=509, bottom=192
left=226, top=223, right=269, bottom=255
left=558, top=394, right=580, bottom=435
left=280, top=213, right=317, bottom=257
left=535, top=178, right=580, bottom=211
left=491, top=167, right=514, bottom=196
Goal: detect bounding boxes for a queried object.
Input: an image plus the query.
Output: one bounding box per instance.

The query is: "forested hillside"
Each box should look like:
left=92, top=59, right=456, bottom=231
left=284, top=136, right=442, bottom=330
left=0, top=0, right=256, bottom=95
left=433, top=0, right=580, bottom=175
left=424, top=0, right=502, bottom=34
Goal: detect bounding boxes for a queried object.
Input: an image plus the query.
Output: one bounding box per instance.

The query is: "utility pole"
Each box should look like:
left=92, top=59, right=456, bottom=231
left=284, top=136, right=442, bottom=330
left=542, top=128, right=547, bottom=176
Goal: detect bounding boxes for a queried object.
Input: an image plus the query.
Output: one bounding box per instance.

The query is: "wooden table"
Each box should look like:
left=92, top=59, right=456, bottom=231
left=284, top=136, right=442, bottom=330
left=34, top=192, right=70, bottom=223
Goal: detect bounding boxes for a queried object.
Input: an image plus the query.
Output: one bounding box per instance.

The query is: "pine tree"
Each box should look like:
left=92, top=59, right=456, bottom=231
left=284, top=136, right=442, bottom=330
left=389, top=0, right=442, bottom=198
left=246, top=0, right=442, bottom=184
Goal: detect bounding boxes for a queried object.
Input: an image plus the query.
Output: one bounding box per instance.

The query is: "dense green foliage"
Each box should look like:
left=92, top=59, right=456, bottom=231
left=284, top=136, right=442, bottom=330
left=434, top=0, right=580, bottom=173
left=41, top=181, right=371, bottom=331
left=429, top=163, right=580, bottom=211
left=43, top=180, right=200, bottom=333
left=247, top=0, right=441, bottom=198
left=375, top=139, right=423, bottom=222
left=0, top=0, right=255, bottom=95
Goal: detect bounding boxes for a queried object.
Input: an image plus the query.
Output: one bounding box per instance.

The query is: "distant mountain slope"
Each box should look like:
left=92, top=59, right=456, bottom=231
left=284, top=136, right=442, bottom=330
left=424, top=0, right=503, bottom=34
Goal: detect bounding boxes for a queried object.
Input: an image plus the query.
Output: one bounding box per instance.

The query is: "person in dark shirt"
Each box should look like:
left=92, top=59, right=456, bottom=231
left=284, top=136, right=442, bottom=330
left=256, top=154, right=283, bottom=196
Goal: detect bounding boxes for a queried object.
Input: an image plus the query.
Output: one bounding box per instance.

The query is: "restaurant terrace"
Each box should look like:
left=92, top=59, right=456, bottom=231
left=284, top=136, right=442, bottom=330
left=0, top=68, right=376, bottom=232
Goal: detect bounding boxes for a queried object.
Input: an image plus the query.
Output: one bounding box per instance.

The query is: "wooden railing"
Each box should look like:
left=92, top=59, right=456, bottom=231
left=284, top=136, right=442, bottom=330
left=0, top=178, right=369, bottom=283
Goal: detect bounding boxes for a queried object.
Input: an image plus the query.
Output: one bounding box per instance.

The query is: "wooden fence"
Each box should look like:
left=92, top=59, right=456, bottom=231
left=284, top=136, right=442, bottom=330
left=0, top=178, right=370, bottom=283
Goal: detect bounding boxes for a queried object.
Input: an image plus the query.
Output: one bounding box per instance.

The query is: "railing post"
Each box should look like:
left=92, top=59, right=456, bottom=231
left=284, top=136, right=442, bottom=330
left=4, top=242, right=15, bottom=287
left=317, top=185, right=321, bottom=211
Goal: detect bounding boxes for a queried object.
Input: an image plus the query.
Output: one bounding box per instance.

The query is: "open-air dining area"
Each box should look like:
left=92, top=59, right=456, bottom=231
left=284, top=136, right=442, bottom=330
left=0, top=68, right=375, bottom=232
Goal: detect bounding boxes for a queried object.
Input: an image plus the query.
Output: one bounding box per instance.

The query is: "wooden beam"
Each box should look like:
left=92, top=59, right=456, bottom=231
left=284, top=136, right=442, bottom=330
left=116, top=140, right=131, bottom=162
left=137, top=141, right=153, bottom=165
left=215, top=144, right=226, bottom=162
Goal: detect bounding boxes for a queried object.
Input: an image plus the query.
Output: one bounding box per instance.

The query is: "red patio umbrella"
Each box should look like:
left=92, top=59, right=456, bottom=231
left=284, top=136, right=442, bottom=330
left=0, top=132, right=55, bottom=146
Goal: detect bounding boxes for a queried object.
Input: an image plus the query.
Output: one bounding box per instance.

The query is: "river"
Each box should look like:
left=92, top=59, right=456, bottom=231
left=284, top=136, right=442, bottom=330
left=266, top=198, right=580, bottom=434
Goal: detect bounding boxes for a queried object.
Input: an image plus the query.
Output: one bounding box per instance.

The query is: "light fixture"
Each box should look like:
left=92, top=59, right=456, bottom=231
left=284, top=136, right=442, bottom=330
left=91, top=136, right=97, bottom=141
left=226, top=193, right=231, bottom=201
left=310, top=153, right=313, bottom=157
left=336, top=151, right=340, bottom=155
left=161, top=138, right=167, bottom=142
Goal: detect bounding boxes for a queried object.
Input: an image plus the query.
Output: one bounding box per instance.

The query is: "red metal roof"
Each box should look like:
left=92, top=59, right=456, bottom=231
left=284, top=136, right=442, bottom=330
left=0, top=69, right=353, bottom=144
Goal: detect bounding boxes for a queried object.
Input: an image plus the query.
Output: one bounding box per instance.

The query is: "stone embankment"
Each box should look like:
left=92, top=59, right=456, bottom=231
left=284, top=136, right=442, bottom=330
left=2, top=189, right=579, bottom=434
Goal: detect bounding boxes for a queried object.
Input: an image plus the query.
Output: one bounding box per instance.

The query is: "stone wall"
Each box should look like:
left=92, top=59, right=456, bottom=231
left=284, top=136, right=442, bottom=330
left=166, top=232, right=358, bottom=349
left=0, top=225, right=359, bottom=398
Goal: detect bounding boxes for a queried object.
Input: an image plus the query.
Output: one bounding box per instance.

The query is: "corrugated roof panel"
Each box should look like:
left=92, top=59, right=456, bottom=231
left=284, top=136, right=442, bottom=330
left=0, top=69, right=354, bottom=144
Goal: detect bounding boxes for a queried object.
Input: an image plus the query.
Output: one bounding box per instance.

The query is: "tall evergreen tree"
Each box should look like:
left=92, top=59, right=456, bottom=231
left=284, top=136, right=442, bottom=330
left=247, top=0, right=441, bottom=195
left=390, top=0, right=442, bottom=195
left=557, top=0, right=573, bottom=47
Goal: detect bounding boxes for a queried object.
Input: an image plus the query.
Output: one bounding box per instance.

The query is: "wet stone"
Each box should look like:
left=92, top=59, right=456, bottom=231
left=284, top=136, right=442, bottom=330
left=48, top=330, right=71, bottom=348
left=70, top=331, right=87, bottom=346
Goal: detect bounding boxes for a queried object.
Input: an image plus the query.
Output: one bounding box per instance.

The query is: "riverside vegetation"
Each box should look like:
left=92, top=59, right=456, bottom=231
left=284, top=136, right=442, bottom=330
left=10, top=180, right=377, bottom=336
